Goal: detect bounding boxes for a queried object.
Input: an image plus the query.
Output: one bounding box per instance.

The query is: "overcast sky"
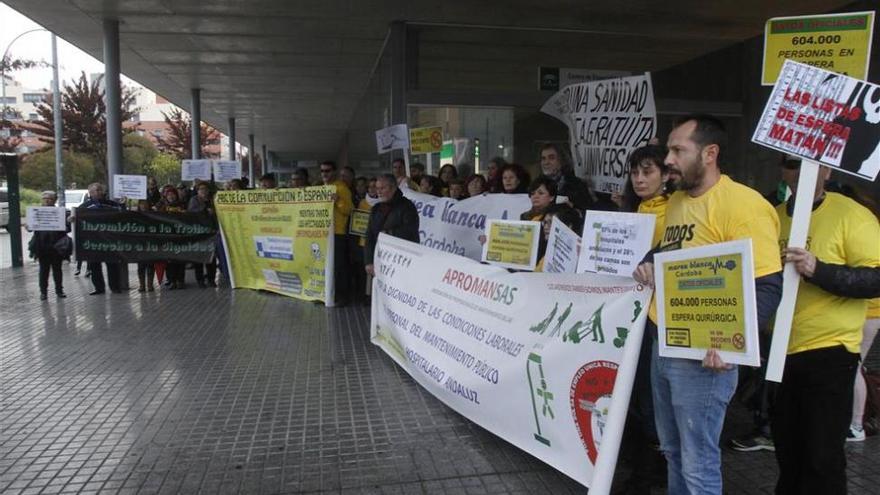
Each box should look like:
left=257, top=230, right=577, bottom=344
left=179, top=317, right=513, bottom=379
left=1, top=2, right=140, bottom=90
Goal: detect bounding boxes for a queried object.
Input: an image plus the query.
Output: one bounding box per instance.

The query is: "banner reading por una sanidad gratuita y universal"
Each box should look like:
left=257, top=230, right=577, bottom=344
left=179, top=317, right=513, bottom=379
left=541, top=73, right=657, bottom=194
left=402, top=189, right=531, bottom=261
left=215, top=187, right=335, bottom=304
left=370, top=233, right=651, bottom=488
left=75, top=209, right=216, bottom=263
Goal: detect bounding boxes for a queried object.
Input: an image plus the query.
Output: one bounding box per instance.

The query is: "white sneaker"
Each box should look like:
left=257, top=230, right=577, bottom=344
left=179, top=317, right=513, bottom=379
left=847, top=425, right=866, bottom=442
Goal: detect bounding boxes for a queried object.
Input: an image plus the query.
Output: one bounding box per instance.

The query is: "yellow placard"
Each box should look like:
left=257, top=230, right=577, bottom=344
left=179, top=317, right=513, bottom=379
left=762, top=11, right=874, bottom=85
left=349, top=209, right=370, bottom=237
left=215, top=186, right=335, bottom=302
left=409, top=126, right=443, bottom=154
left=661, top=253, right=747, bottom=353
left=483, top=220, right=540, bottom=270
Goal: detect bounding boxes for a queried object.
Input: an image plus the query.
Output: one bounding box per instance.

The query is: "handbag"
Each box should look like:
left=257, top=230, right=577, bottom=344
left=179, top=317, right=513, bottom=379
left=54, top=235, right=73, bottom=258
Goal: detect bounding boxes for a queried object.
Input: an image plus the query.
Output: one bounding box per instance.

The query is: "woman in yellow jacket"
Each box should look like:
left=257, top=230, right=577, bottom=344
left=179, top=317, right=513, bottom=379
left=614, top=144, right=671, bottom=247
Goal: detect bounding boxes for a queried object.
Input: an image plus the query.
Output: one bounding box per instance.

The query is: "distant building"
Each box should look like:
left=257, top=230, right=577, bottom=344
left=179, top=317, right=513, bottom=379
left=1, top=74, right=237, bottom=158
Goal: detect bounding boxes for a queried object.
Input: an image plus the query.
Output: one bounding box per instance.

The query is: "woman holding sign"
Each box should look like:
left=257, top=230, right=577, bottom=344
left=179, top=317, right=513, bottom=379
left=614, top=144, right=671, bottom=247
left=29, top=191, right=70, bottom=300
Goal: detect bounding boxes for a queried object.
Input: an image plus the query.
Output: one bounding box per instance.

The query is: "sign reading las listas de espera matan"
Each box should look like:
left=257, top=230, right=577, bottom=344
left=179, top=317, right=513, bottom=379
left=762, top=11, right=875, bottom=85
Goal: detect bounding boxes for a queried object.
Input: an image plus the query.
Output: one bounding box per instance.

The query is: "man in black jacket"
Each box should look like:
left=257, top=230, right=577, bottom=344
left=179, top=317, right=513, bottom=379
left=364, top=174, right=419, bottom=276
left=539, top=143, right=615, bottom=212
left=79, top=182, right=124, bottom=295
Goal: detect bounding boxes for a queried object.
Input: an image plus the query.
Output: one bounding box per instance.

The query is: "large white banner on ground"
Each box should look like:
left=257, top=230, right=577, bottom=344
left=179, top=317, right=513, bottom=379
left=402, top=190, right=531, bottom=261
left=370, top=233, right=651, bottom=489
left=541, top=73, right=657, bottom=194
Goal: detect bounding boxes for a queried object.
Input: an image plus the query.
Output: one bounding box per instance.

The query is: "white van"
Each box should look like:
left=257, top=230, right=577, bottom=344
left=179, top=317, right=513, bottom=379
left=64, top=189, right=90, bottom=211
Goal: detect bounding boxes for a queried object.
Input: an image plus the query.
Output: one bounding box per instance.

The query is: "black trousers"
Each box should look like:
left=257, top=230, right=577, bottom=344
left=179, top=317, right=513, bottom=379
left=166, top=261, right=186, bottom=284
left=137, top=262, right=155, bottom=285
left=38, top=255, right=64, bottom=294
left=772, top=345, right=859, bottom=495
left=89, top=262, right=121, bottom=292
left=333, top=234, right=350, bottom=303
left=194, top=260, right=217, bottom=283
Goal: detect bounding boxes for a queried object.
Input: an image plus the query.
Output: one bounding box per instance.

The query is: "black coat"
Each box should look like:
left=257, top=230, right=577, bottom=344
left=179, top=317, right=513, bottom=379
left=364, top=189, right=420, bottom=265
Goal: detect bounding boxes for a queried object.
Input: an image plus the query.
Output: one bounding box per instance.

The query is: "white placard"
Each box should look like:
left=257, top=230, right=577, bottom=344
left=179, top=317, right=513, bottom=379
left=541, top=73, right=657, bottom=194
left=480, top=219, right=542, bottom=271
left=577, top=211, right=655, bottom=276
left=375, top=124, right=410, bottom=154
left=371, top=233, right=651, bottom=490
left=543, top=216, right=580, bottom=273
left=181, top=159, right=213, bottom=181
left=27, top=206, right=67, bottom=231
left=213, top=160, right=241, bottom=182
left=401, top=190, right=531, bottom=261
left=653, top=239, right=760, bottom=367
left=752, top=59, right=880, bottom=182
left=112, top=174, right=147, bottom=200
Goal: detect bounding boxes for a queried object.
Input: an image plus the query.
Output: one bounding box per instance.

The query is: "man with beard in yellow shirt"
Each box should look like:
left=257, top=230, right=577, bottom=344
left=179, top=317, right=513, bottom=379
left=633, top=115, right=782, bottom=495
left=773, top=160, right=880, bottom=495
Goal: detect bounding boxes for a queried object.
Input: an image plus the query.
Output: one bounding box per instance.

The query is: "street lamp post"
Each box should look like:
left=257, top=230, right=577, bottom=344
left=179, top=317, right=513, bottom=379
left=2, top=28, right=64, bottom=204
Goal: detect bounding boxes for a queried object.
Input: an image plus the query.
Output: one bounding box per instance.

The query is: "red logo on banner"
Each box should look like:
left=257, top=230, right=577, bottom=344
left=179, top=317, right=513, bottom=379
left=570, top=360, right=618, bottom=463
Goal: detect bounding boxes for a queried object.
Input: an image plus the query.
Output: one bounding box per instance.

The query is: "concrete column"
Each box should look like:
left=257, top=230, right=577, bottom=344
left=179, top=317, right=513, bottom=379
left=190, top=88, right=201, bottom=159
left=261, top=144, right=267, bottom=173
left=103, top=18, right=122, bottom=197
left=248, top=133, right=255, bottom=180
left=227, top=117, right=236, bottom=160
left=389, top=21, right=407, bottom=127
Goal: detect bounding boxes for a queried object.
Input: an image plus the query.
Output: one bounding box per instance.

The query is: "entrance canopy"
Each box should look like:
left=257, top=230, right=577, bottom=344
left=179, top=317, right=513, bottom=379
left=6, top=0, right=851, bottom=161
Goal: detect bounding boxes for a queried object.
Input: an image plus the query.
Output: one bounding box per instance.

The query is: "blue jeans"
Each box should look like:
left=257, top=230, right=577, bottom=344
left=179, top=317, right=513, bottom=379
left=652, top=339, right=737, bottom=495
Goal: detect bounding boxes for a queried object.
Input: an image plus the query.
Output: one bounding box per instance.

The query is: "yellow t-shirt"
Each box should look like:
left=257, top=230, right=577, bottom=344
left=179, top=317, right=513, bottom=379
left=637, top=194, right=668, bottom=248
left=776, top=193, right=880, bottom=354
left=356, top=198, right=372, bottom=248
left=330, top=180, right=353, bottom=235
left=649, top=175, right=781, bottom=323
left=868, top=298, right=880, bottom=320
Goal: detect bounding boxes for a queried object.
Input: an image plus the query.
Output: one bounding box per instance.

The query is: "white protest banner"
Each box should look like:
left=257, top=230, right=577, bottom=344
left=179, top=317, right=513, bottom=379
left=653, top=239, right=760, bottom=367
left=753, top=59, right=880, bottom=182
left=578, top=211, right=655, bottom=276
left=541, top=73, right=657, bottom=194
left=481, top=219, right=541, bottom=271
left=112, top=174, right=147, bottom=200
left=402, top=189, right=531, bottom=261
left=181, top=159, right=213, bottom=181
left=543, top=216, right=580, bottom=273
left=375, top=124, right=410, bottom=154
left=27, top=206, right=67, bottom=231
left=371, top=233, right=651, bottom=490
left=213, top=160, right=241, bottom=182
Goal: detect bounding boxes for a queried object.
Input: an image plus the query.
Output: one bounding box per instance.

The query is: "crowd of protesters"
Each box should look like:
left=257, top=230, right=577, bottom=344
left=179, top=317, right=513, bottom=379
left=26, top=112, right=880, bottom=495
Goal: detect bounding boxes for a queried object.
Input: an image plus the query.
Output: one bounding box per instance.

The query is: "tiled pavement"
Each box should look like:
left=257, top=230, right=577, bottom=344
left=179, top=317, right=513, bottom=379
left=1, top=261, right=879, bottom=494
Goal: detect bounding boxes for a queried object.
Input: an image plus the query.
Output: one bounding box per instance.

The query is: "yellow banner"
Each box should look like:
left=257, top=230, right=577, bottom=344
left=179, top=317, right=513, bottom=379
left=661, top=253, right=747, bottom=353
left=482, top=220, right=540, bottom=271
left=215, top=187, right=335, bottom=302
left=349, top=209, right=370, bottom=237
left=409, top=126, right=443, bottom=154
left=762, top=11, right=874, bottom=85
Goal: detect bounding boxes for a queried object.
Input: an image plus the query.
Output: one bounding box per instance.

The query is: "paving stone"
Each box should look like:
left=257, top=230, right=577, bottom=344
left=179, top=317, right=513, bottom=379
left=1, top=262, right=878, bottom=494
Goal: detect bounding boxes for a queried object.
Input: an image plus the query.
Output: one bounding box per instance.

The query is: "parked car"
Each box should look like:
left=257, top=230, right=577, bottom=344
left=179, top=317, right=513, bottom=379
left=0, top=187, right=9, bottom=230
left=64, top=189, right=89, bottom=212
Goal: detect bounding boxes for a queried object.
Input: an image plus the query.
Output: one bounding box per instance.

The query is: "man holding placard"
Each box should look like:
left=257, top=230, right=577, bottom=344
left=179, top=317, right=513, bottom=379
left=633, top=115, right=782, bottom=494
left=772, top=159, right=880, bottom=494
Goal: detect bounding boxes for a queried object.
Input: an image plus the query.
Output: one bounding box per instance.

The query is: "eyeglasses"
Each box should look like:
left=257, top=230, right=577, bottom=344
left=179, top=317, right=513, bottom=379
left=320, top=169, right=333, bottom=173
